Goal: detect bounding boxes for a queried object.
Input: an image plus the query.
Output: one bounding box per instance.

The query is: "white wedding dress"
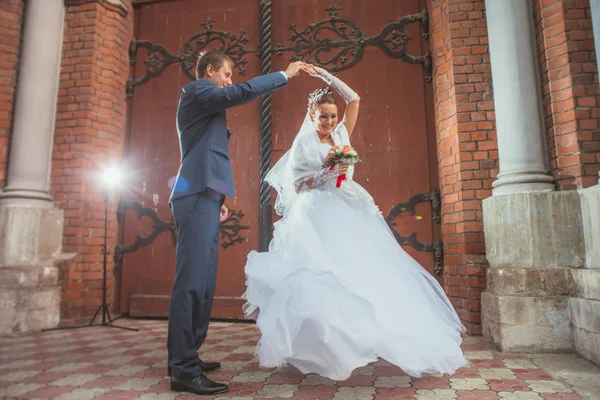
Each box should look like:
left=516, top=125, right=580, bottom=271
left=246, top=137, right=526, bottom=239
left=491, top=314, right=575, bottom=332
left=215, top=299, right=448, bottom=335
left=242, top=118, right=468, bottom=381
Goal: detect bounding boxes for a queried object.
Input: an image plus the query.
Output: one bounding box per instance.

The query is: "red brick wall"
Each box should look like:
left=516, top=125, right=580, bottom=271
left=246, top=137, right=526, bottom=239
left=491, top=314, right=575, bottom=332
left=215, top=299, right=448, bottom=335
left=0, top=0, right=24, bottom=190
left=535, top=0, right=600, bottom=189
left=52, top=0, right=133, bottom=326
left=428, top=0, right=497, bottom=335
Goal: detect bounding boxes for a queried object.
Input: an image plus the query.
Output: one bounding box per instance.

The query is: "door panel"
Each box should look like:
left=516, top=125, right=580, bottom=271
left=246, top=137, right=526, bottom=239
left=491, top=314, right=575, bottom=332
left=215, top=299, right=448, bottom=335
left=118, top=0, right=441, bottom=318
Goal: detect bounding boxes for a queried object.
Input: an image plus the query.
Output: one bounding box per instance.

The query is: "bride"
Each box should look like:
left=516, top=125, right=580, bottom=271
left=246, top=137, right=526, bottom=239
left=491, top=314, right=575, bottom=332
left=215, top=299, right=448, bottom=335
left=242, top=65, right=468, bottom=381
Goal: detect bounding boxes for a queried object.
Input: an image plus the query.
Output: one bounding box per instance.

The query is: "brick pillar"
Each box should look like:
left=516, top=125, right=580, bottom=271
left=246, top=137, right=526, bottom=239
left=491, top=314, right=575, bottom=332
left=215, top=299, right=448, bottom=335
left=535, top=0, right=600, bottom=189
left=428, top=0, right=497, bottom=334
left=52, top=0, right=133, bottom=325
left=0, top=0, right=25, bottom=190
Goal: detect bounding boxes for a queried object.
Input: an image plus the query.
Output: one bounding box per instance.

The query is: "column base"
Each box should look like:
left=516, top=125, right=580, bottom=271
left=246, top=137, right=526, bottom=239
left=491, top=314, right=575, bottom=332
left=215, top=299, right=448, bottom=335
left=492, top=182, right=555, bottom=196
left=482, top=291, right=573, bottom=353
left=0, top=266, right=61, bottom=335
left=482, top=191, right=583, bottom=353
left=481, top=292, right=575, bottom=353
left=483, top=187, right=600, bottom=365
left=483, top=191, right=585, bottom=269
left=580, top=186, right=600, bottom=268
left=482, top=268, right=574, bottom=353
left=0, top=203, right=66, bottom=336
left=0, top=187, right=54, bottom=208
left=492, top=170, right=555, bottom=196
left=571, top=186, right=600, bottom=366
left=570, top=292, right=600, bottom=366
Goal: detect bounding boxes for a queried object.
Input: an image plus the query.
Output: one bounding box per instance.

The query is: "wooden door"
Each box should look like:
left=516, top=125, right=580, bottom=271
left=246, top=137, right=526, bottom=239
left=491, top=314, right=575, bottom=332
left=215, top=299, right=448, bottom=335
left=116, top=0, right=441, bottom=319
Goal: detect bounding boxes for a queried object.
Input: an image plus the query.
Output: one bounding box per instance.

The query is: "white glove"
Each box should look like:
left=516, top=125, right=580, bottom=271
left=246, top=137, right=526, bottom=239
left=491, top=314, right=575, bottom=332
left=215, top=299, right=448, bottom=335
left=309, top=66, right=358, bottom=104
left=294, top=163, right=342, bottom=193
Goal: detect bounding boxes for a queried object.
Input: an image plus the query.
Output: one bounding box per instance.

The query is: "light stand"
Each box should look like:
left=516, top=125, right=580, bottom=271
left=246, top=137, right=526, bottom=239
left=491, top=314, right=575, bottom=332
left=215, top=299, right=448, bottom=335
left=44, top=169, right=138, bottom=332
left=84, top=188, right=138, bottom=331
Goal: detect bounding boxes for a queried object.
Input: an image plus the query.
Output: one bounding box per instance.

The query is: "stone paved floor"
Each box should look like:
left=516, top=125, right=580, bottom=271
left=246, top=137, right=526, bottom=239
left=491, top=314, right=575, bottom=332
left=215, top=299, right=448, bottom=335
left=1, top=320, right=599, bottom=399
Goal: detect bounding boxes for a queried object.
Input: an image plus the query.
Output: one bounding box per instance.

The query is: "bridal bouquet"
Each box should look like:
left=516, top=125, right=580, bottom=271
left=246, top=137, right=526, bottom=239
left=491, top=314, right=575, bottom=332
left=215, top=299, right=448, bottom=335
left=323, top=145, right=360, bottom=188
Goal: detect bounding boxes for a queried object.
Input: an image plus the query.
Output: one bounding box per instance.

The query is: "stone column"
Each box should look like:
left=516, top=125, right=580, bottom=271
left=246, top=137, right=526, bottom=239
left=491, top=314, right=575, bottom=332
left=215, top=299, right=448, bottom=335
left=0, top=0, right=64, bottom=206
left=0, top=0, right=67, bottom=336
left=485, top=0, right=554, bottom=195
left=481, top=0, right=580, bottom=354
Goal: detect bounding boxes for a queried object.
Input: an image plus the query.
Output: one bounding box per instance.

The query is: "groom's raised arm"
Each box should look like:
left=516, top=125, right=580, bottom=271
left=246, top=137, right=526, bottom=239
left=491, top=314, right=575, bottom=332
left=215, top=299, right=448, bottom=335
left=194, top=72, right=288, bottom=114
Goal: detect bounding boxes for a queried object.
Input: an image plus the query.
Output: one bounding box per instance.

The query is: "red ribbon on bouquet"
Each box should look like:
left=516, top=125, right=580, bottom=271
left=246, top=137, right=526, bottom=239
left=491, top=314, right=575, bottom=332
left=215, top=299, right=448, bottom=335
left=329, top=165, right=346, bottom=188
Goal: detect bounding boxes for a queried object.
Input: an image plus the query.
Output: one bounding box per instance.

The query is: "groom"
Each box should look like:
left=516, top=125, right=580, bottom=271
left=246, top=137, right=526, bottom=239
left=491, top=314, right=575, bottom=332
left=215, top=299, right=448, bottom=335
left=167, top=49, right=305, bottom=395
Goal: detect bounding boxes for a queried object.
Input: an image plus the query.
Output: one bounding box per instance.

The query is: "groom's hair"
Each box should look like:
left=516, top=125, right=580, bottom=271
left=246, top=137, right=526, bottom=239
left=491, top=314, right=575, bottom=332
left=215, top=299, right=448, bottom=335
left=195, top=49, right=234, bottom=79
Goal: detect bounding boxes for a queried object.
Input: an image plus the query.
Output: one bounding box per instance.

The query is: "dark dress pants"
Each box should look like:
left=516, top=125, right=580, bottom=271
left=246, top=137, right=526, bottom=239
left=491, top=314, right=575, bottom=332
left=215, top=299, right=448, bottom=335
left=167, top=191, right=221, bottom=378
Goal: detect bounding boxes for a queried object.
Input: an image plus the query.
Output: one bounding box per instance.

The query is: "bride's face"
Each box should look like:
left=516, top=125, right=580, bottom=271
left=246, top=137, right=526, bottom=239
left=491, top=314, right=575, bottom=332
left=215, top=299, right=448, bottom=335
left=310, top=103, right=338, bottom=136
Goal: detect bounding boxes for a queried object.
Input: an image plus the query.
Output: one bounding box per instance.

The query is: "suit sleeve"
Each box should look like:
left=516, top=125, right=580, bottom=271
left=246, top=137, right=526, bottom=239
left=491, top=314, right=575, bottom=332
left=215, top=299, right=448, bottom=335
left=194, top=72, right=288, bottom=113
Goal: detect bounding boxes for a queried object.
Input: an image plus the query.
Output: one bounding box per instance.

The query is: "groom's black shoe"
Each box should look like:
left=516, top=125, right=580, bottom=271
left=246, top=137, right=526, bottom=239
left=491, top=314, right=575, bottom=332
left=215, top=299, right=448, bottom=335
left=168, top=360, right=221, bottom=376
left=170, top=374, right=228, bottom=395
left=199, top=359, right=221, bottom=372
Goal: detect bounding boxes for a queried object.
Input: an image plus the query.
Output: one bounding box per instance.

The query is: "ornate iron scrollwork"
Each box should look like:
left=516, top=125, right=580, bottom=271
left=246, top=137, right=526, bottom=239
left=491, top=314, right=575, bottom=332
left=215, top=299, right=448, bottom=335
left=113, top=200, right=248, bottom=273
left=127, top=18, right=256, bottom=97
left=127, top=4, right=432, bottom=97
left=126, top=3, right=435, bottom=253
left=387, top=190, right=441, bottom=225
left=385, top=190, right=443, bottom=275
left=220, top=209, right=249, bottom=249
left=273, top=5, right=432, bottom=80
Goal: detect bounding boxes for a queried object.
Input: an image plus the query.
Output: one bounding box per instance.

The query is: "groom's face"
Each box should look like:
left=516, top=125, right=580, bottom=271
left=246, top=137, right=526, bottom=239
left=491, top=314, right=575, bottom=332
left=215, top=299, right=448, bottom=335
left=206, top=62, right=234, bottom=88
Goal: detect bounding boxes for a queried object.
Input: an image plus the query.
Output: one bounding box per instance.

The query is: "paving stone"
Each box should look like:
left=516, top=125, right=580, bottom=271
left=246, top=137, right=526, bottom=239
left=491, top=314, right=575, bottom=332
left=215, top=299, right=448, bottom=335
left=333, top=386, right=376, bottom=400
left=50, top=374, right=100, bottom=387
left=373, top=375, right=412, bottom=388
left=526, top=380, right=574, bottom=394
left=256, top=383, right=298, bottom=398
left=450, top=378, right=490, bottom=391
left=414, top=388, right=458, bottom=399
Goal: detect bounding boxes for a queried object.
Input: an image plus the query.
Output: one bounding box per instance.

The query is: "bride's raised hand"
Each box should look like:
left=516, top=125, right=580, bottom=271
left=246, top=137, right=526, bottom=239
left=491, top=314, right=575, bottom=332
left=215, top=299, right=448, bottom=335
left=301, top=62, right=320, bottom=77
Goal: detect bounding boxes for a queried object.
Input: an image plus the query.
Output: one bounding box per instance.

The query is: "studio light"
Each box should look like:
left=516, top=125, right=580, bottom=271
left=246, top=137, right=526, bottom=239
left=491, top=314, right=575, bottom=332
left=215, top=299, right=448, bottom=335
left=44, top=165, right=138, bottom=333
left=103, top=166, right=122, bottom=186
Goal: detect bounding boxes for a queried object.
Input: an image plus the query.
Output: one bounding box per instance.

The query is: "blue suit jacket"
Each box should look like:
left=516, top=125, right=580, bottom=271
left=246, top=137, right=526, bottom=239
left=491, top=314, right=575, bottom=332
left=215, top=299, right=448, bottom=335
left=169, top=72, right=287, bottom=203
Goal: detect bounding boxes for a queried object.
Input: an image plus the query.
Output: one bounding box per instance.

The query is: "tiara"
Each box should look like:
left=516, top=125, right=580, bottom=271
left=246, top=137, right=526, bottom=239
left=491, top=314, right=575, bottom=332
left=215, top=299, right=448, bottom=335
left=307, top=88, right=333, bottom=110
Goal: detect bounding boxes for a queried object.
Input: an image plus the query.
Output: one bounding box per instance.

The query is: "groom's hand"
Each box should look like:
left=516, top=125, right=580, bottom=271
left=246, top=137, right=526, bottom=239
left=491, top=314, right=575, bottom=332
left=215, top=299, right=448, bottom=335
left=220, top=204, right=229, bottom=222
left=284, top=61, right=305, bottom=79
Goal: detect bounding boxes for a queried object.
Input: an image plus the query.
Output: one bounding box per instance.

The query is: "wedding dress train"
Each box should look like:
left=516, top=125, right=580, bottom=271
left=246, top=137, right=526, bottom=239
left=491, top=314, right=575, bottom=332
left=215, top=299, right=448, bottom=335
left=242, top=121, right=467, bottom=381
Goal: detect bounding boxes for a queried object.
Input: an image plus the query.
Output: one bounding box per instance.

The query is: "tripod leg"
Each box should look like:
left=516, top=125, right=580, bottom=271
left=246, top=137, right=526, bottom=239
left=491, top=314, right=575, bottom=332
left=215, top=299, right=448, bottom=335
left=105, top=305, right=114, bottom=324
left=103, top=304, right=139, bottom=331
left=89, top=305, right=102, bottom=326
left=105, top=324, right=139, bottom=332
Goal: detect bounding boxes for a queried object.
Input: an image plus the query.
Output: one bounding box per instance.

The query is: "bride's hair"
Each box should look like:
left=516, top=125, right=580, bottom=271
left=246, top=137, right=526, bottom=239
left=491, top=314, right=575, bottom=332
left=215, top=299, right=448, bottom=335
left=308, top=87, right=336, bottom=113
